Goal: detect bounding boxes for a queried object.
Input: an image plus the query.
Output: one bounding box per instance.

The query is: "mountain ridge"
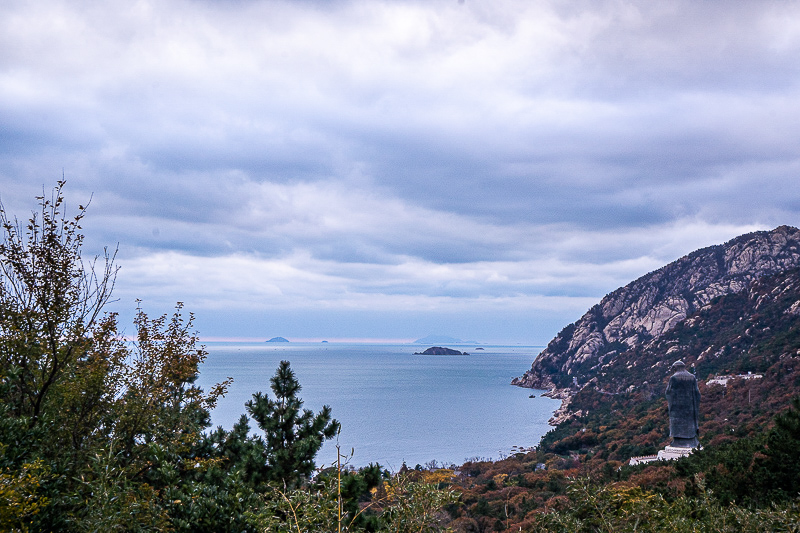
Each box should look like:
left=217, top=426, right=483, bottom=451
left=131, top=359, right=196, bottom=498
left=514, top=226, right=800, bottom=399
left=536, top=263, right=800, bottom=460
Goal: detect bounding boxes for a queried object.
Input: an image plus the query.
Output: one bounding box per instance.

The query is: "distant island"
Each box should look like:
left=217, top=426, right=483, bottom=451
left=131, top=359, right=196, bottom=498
left=266, top=337, right=289, bottom=343
left=413, top=346, right=469, bottom=356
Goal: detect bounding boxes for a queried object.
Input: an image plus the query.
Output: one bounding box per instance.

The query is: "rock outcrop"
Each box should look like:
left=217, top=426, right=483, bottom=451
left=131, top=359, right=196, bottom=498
left=513, top=226, right=800, bottom=393
left=414, top=346, right=469, bottom=355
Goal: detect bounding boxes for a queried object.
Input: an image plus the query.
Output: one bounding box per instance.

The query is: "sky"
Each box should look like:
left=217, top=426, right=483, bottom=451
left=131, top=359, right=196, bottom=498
left=1, top=0, right=799, bottom=344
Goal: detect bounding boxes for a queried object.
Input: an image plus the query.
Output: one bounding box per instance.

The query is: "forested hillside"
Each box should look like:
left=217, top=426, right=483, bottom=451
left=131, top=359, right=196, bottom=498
left=447, top=238, right=800, bottom=531
left=538, top=264, right=800, bottom=457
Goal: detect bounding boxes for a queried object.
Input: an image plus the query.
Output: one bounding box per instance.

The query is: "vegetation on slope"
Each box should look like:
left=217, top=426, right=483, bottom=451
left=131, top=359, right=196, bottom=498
left=446, top=266, right=800, bottom=531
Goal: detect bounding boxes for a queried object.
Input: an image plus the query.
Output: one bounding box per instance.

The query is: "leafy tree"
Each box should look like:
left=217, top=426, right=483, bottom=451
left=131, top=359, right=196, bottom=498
left=0, top=184, right=234, bottom=531
left=0, top=452, right=49, bottom=532
left=246, top=360, right=340, bottom=488
left=36, top=304, right=230, bottom=532
left=0, top=181, right=118, bottom=428
left=115, top=304, right=229, bottom=464
left=0, top=182, right=127, bottom=529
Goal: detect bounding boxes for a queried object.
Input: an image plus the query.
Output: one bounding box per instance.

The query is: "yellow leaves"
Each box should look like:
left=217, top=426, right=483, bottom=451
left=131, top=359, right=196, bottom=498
left=0, top=458, right=50, bottom=532
left=605, top=483, right=660, bottom=508
left=190, top=455, right=227, bottom=471
left=382, top=480, right=397, bottom=500
left=492, top=473, right=508, bottom=488
left=420, top=468, right=455, bottom=486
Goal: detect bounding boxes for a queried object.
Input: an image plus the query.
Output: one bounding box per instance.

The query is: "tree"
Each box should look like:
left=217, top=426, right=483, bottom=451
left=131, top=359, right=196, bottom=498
left=114, top=303, right=228, bottom=459
left=0, top=181, right=118, bottom=430
left=246, top=360, right=340, bottom=488
left=0, top=182, right=128, bottom=529
left=759, top=395, right=800, bottom=501
left=0, top=184, right=234, bottom=531
left=162, top=361, right=343, bottom=531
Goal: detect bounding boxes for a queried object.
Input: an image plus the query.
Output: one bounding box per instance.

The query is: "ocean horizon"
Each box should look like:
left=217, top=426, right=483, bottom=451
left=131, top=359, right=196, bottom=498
left=196, top=342, right=559, bottom=469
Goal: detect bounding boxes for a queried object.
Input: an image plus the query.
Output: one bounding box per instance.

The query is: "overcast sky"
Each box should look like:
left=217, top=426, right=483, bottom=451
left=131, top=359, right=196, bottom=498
left=2, top=0, right=799, bottom=343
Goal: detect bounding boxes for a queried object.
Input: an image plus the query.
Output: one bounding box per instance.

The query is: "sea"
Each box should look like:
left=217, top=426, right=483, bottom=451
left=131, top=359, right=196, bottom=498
left=196, top=343, right=559, bottom=470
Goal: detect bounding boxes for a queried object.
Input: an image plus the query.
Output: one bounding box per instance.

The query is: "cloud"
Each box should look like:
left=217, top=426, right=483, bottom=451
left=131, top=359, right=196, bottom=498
left=1, top=0, right=799, bottom=341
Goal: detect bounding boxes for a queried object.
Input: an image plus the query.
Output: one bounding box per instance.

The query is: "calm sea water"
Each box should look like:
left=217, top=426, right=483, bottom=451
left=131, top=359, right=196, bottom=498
left=196, top=343, right=558, bottom=470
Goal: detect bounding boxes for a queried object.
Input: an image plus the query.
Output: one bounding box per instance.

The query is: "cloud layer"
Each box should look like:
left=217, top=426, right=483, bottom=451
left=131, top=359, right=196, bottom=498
left=1, top=0, right=798, bottom=342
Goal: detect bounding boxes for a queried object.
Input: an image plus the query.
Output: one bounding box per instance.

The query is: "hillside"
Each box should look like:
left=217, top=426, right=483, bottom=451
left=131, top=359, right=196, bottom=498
left=539, top=265, right=800, bottom=460
left=446, top=244, right=800, bottom=531
left=514, top=225, right=800, bottom=394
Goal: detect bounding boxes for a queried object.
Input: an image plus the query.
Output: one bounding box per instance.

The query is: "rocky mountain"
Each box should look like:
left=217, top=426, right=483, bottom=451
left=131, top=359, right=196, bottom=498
left=513, top=226, right=800, bottom=393
left=537, top=263, right=800, bottom=458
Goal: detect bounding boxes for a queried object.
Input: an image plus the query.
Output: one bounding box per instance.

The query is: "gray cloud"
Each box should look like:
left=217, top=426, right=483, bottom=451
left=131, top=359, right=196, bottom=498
left=1, top=0, right=799, bottom=341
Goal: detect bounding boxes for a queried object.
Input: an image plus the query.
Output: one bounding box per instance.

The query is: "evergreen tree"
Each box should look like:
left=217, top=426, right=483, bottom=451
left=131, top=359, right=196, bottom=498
left=246, top=360, right=340, bottom=488
left=760, top=395, right=800, bottom=500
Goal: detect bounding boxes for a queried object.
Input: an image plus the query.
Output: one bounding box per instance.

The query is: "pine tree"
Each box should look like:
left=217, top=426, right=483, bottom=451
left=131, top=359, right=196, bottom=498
left=761, top=395, right=800, bottom=500
left=246, top=360, right=340, bottom=488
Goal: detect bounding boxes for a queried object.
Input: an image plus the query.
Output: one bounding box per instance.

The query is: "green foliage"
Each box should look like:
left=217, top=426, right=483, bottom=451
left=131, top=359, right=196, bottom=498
left=64, top=444, right=169, bottom=532
left=317, top=462, right=387, bottom=531
left=0, top=184, right=462, bottom=532
left=379, top=473, right=460, bottom=533
left=0, top=454, right=49, bottom=532
left=246, top=360, right=340, bottom=488
left=668, top=395, right=800, bottom=508
left=0, top=181, right=118, bottom=426
left=116, top=304, right=228, bottom=467
left=674, top=432, right=766, bottom=505
left=0, top=185, right=229, bottom=531
left=762, top=395, right=800, bottom=500
left=527, top=477, right=800, bottom=533
left=262, top=471, right=459, bottom=533
left=263, top=476, right=342, bottom=532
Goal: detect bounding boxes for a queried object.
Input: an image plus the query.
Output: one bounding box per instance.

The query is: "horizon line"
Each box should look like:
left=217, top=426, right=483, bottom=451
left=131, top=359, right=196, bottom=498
left=195, top=336, right=545, bottom=345
left=198, top=336, right=417, bottom=344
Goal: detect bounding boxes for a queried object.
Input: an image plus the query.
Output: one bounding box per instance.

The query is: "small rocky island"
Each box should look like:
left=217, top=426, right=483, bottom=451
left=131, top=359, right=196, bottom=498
left=413, top=346, right=469, bottom=355
left=266, top=337, right=289, bottom=343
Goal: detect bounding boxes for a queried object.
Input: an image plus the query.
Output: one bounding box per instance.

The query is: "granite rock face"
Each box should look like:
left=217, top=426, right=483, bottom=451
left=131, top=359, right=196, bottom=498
left=513, top=226, right=800, bottom=391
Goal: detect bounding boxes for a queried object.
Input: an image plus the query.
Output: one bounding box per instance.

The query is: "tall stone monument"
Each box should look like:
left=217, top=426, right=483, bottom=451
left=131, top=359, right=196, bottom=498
left=629, top=359, right=702, bottom=465
left=657, top=360, right=701, bottom=460
left=665, top=360, right=700, bottom=447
